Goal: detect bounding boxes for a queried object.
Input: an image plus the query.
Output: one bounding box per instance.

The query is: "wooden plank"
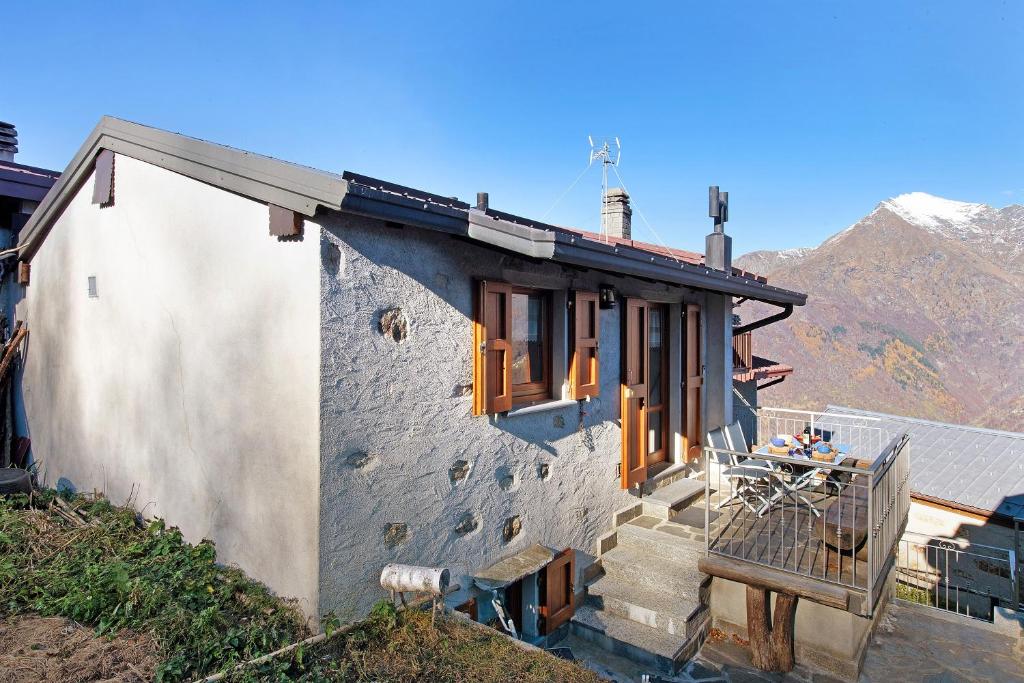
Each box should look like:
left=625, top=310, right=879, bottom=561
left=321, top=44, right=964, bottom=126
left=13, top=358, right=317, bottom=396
left=269, top=204, right=303, bottom=236
left=0, top=325, right=27, bottom=382
left=92, top=149, right=114, bottom=206
left=570, top=290, right=600, bottom=399
left=621, top=298, right=647, bottom=489
left=698, top=553, right=850, bottom=610
left=542, top=548, right=575, bottom=633
left=813, top=475, right=868, bottom=551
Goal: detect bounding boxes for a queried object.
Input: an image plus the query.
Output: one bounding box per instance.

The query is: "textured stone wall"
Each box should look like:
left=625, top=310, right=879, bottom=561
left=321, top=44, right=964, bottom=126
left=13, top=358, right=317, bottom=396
left=317, top=212, right=721, bottom=620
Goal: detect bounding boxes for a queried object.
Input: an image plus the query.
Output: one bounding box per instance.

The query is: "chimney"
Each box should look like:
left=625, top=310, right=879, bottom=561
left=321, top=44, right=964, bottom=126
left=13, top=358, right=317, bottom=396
left=705, top=185, right=732, bottom=271
left=0, top=122, right=17, bottom=162
left=602, top=187, right=632, bottom=239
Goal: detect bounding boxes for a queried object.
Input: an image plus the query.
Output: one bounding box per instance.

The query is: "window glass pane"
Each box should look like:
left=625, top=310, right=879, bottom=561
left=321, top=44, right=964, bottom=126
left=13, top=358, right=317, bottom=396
left=511, top=292, right=545, bottom=386
left=649, top=308, right=663, bottom=406
left=586, top=300, right=596, bottom=338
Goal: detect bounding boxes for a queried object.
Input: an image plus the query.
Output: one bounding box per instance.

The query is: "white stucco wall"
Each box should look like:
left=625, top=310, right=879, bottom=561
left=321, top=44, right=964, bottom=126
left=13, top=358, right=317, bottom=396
left=16, top=154, right=321, bottom=616
left=316, top=213, right=733, bottom=620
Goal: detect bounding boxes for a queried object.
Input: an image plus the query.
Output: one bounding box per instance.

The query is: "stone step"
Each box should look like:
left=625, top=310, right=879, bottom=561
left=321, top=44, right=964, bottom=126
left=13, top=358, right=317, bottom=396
left=615, top=518, right=708, bottom=559
left=640, top=477, right=706, bottom=519
left=570, top=604, right=695, bottom=674
left=585, top=574, right=706, bottom=639
left=598, top=544, right=708, bottom=598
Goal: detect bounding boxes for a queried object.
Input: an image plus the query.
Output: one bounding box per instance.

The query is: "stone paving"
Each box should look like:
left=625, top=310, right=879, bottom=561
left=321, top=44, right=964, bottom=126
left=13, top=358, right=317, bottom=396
left=569, top=601, right=1024, bottom=682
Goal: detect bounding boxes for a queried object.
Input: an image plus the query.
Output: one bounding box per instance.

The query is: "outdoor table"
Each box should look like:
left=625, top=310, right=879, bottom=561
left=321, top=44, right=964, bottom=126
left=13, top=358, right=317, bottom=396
left=751, top=445, right=849, bottom=516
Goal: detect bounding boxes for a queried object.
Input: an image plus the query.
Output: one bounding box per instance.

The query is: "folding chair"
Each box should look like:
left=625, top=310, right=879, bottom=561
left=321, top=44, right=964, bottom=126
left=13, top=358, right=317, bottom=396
left=707, top=424, right=774, bottom=515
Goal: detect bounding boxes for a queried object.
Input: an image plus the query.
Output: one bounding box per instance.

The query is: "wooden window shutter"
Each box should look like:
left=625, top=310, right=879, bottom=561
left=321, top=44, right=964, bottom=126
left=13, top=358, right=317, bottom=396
left=570, top=290, right=600, bottom=399
left=473, top=281, right=512, bottom=415
left=540, top=548, right=575, bottom=633
left=92, top=149, right=115, bottom=206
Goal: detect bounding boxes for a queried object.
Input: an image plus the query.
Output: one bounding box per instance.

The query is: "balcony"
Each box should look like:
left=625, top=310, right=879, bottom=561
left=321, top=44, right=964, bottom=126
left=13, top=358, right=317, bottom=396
left=701, top=408, right=911, bottom=617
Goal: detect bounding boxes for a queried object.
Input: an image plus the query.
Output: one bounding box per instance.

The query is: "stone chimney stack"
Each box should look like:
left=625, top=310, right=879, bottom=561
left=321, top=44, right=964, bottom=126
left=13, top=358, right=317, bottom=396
left=0, top=122, right=17, bottom=162
left=602, top=187, right=632, bottom=240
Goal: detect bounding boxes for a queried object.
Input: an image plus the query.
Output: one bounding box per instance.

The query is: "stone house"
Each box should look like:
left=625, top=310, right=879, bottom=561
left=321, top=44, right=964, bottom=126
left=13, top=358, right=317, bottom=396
left=14, top=118, right=806, bottom=639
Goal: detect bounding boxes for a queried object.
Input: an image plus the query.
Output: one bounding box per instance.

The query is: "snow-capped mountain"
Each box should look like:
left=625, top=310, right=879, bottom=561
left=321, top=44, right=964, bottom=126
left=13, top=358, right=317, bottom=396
left=734, top=192, right=1024, bottom=432
left=874, top=192, right=1024, bottom=267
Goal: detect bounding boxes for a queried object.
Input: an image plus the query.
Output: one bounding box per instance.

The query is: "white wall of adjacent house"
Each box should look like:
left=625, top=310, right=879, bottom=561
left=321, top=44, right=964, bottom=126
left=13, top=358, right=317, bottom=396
left=906, top=500, right=1016, bottom=554
left=15, top=154, right=321, bottom=618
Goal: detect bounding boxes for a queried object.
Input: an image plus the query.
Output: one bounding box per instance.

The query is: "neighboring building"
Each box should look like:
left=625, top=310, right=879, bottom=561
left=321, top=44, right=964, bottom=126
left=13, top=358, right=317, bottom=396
left=13, top=116, right=805, bottom=645
left=0, top=121, right=59, bottom=467
left=826, top=405, right=1023, bottom=612
left=0, top=121, right=59, bottom=326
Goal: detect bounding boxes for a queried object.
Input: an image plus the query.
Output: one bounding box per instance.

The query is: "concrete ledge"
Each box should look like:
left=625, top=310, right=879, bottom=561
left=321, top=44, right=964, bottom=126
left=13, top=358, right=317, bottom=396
left=501, top=398, right=578, bottom=418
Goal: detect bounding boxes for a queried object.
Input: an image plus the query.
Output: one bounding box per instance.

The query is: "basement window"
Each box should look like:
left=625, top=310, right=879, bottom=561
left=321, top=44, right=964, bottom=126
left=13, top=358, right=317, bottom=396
left=467, top=544, right=576, bottom=644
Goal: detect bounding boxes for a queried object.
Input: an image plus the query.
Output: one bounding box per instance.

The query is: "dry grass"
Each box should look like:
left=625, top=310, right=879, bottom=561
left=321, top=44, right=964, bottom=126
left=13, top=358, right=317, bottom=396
left=0, top=614, right=158, bottom=683
left=228, top=605, right=604, bottom=682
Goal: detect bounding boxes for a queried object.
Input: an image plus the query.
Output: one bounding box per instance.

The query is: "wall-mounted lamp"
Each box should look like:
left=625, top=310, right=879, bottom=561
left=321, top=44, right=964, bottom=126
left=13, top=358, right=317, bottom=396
left=599, top=284, right=616, bottom=309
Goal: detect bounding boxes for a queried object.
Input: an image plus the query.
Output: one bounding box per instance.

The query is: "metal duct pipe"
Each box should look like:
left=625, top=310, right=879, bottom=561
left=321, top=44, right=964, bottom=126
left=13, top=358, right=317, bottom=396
left=380, top=564, right=450, bottom=595
left=733, top=303, right=794, bottom=335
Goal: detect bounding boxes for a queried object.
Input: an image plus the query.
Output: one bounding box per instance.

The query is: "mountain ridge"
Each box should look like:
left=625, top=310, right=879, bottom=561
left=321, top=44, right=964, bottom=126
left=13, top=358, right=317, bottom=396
left=735, top=192, right=1024, bottom=432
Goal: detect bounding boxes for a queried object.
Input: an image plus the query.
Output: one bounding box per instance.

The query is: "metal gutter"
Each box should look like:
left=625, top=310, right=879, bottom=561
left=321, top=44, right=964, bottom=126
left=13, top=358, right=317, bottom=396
left=733, top=303, right=795, bottom=335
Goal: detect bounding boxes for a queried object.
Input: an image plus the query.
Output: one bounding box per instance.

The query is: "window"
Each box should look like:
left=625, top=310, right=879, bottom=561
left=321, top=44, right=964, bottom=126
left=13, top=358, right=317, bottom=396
left=473, top=282, right=552, bottom=414
left=474, top=282, right=602, bottom=415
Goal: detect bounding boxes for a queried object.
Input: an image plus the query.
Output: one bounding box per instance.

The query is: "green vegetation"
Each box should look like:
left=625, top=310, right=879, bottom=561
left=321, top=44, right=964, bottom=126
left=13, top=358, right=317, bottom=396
left=857, top=321, right=938, bottom=374
left=0, top=490, right=308, bottom=682
left=223, top=601, right=601, bottom=683
left=1, top=491, right=600, bottom=682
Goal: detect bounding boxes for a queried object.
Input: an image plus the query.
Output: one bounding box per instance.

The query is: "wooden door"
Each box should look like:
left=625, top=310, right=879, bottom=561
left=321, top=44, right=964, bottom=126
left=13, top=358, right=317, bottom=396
left=621, top=298, right=648, bottom=489
left=540, top=548, right=575, bottom=633
left=682, top=304, right=703, bottom=462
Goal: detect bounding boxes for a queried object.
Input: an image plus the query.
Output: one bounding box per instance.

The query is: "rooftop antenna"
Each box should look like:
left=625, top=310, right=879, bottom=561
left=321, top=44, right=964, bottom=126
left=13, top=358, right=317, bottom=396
left=589, top=136, right=621, bottom=239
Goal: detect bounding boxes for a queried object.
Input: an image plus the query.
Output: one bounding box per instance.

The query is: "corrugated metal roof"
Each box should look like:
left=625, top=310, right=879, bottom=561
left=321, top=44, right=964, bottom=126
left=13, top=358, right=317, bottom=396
left=825, top=405, right=1024, bottom=520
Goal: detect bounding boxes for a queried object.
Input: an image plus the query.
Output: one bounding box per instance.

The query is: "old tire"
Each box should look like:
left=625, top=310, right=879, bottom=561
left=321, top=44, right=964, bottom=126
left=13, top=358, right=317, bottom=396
left=0, top=468, right=32, bottom=495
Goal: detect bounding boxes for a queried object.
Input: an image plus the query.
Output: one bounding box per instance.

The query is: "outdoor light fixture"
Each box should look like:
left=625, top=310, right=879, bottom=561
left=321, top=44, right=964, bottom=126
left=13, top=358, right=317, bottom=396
left=599, top=284, right=616, bottom=309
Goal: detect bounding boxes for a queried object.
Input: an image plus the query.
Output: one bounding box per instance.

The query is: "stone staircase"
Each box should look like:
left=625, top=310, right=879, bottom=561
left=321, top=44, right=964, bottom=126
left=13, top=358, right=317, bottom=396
left=570, top=476, right=712, bottom=674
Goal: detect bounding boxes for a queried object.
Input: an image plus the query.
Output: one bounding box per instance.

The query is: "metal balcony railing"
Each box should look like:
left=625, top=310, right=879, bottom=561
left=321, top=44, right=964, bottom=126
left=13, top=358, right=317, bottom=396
left=704, top=408, right=911, bottom=615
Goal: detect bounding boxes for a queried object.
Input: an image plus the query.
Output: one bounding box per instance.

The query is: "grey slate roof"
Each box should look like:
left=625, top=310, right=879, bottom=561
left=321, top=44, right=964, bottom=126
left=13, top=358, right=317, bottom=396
left=18, top=117, right=806, bottom=307
left=0, top=160, right=60, bottom=203
left=826, top=405, right=1024, bottom=520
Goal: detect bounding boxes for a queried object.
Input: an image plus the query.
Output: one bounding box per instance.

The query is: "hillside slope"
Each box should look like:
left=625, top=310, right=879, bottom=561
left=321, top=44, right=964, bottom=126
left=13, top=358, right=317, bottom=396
left=735, top=193, right=1024, bottom=432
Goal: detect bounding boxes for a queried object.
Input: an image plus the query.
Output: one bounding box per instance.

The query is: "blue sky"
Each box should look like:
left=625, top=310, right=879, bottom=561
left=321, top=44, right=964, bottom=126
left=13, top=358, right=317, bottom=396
left=6, top=1, right=1022, bottom=254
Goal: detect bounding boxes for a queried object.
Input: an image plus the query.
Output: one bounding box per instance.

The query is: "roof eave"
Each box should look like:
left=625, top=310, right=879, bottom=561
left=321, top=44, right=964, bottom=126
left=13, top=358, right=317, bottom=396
left=466, top=208, right=805, bottom=305
left=18, top=116, right=347, bottom=262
